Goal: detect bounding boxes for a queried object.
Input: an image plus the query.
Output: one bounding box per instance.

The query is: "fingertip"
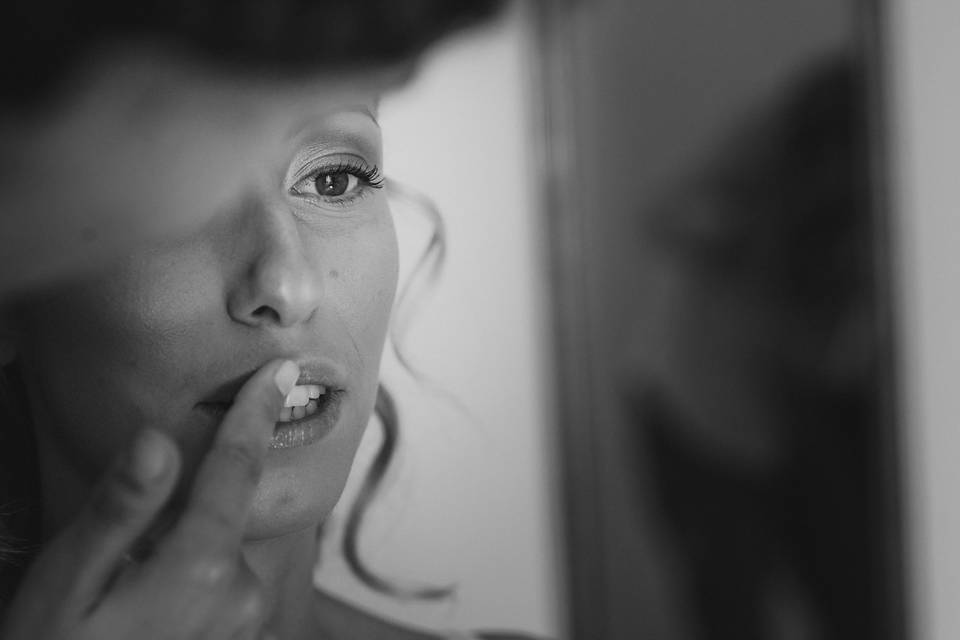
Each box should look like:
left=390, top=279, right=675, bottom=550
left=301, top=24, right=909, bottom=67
left=129, top=428, right=175, bottom=483
left=222, top=359, right=300, bottom=438
left=274, top=360, right=300, bottom=397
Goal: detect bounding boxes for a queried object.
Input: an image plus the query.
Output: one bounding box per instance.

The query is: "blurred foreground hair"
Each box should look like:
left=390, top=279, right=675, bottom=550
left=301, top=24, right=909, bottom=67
left=0, top=0, right=503, bottom=110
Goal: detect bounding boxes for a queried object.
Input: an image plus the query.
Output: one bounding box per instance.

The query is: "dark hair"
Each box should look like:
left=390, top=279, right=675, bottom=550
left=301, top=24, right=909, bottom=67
left=0, top=0, right=503, bottom=111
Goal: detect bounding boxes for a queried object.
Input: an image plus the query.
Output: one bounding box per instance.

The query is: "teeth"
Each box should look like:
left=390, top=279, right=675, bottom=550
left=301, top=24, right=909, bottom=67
left=277, top=396, right=322, bottom=423
left=283, top=385, right=309, bottom=408
left=283, top=384, right=327, bottom=407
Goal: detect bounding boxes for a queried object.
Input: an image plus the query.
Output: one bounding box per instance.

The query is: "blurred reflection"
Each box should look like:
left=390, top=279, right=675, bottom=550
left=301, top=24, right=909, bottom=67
left=623, top=56, right=882, bottom=640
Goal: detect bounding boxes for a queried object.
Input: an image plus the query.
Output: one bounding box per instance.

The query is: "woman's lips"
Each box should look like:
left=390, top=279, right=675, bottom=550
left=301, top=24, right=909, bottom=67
left=270, top=389, right=345, bottom=449
left=196, top=359, right=349, bottom=449
left=195, top=388, right=345, bottom=450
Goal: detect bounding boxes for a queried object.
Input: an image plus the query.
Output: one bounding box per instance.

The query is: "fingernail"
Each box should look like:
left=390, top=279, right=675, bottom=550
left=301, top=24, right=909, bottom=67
left=274, top=360, right=300, bottom=396
left=130, top=429, right=169, bottom=481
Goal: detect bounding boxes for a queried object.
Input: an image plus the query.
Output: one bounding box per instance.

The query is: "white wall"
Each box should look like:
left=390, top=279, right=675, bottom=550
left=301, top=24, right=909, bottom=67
left=315, top=5, right=564, bottom=638
left=888, top=1, right=960, bottom=639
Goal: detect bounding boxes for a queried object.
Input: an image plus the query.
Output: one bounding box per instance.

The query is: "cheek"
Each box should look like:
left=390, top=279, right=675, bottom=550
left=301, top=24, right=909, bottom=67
left=18, top=337, right=142, bottom=481
left=324, top=212, right=399, bottom=368
left=246, top=424, right=367, bottom=538
left=17, top=256, right=224, bottom=476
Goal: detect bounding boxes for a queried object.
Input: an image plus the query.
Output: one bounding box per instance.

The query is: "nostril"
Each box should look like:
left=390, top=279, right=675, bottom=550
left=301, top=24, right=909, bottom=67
left=251, top=305, right=281, bottom=324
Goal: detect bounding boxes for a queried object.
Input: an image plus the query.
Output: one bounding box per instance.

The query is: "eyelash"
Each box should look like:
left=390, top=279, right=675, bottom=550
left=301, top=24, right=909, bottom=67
left=292, top=159, right=385, bottom=208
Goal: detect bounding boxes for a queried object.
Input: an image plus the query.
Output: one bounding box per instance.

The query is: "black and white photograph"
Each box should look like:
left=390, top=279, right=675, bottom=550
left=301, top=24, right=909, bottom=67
left=0, top=1, right=954, bottom=639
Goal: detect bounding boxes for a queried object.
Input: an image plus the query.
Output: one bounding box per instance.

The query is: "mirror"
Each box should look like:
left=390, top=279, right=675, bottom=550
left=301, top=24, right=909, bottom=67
left=536, top=1, right=905, bottom=639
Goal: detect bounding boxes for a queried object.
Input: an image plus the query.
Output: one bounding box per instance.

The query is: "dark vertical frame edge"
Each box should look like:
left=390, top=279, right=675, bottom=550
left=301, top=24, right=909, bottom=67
left=859, top=0, right=911, bottom=637
left=528, top=1, right=608, bottom=639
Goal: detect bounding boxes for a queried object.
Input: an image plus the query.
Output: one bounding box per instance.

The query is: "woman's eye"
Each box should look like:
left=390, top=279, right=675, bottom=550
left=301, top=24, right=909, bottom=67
left=315, top=171, right=359, bottom=197
left=290, top=161, right=384, bottom=206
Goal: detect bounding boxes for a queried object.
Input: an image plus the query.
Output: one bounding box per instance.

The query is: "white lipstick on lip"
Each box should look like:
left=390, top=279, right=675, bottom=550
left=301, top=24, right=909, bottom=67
left=279, top=384, right=327, bottom=422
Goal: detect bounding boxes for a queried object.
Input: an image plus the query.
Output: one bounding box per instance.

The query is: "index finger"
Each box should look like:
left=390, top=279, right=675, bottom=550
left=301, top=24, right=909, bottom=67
left=170, top=359, right=299, bottom=552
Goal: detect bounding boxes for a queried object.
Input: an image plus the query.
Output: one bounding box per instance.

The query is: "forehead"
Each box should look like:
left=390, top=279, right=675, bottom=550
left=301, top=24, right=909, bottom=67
left=284, top=100, right=380, bottom=140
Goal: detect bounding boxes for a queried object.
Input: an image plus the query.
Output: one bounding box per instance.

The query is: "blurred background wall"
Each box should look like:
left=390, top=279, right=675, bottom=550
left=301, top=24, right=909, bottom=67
left=314, top=4, right=565, bottom=638
left=888, top=1, right=960, bottom=639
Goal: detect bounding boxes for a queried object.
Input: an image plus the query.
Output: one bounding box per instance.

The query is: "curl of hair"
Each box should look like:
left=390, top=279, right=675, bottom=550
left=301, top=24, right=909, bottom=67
left=386, top=179, right=447, bottom=383
left=340, top=385, right=454, bottom=601
left=382, top=181, right=473, bottom=419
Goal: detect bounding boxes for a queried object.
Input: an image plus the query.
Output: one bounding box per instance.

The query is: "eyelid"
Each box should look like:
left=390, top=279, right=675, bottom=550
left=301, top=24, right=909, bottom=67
left=289, top=157, right=383, bottom=191
left=287, top=150, right=377, bottom=187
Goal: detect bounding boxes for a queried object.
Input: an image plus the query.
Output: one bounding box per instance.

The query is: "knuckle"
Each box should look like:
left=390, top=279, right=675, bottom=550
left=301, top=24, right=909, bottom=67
left=183, top=553, right=236, bottom=588
left=234, top=581, right=268, bottom=624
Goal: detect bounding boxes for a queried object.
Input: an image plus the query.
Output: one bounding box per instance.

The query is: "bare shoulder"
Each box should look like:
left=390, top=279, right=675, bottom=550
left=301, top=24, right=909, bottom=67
left=311, top=588, right=545, bottom=640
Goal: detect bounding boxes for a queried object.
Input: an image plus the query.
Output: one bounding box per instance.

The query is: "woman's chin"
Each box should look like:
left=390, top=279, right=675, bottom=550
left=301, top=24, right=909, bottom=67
left=188, top=395, right=369, bottom=543
left=243, top=453, right=357, bottom=542
left=242, top=499, right=332, bottom=543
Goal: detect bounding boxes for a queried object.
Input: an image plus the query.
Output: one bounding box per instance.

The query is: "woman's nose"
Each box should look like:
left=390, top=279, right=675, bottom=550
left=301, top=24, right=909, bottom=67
left=227, top=197, right=323, bottom=329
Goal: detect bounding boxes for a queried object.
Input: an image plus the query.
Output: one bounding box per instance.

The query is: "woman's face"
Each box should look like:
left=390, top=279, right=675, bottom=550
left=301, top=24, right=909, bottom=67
left=13, top=98, right=398, bottom=541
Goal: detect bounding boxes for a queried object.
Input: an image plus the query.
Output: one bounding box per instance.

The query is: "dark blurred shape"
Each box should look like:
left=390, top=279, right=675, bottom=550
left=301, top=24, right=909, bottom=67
left=0, top=0, right=503, bottom=110
left=629, top=57, right=884, bottom=640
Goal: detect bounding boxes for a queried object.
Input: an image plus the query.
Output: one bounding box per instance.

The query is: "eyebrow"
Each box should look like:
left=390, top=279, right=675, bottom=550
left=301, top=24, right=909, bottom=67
left=286, top=103, right=379, bottom=141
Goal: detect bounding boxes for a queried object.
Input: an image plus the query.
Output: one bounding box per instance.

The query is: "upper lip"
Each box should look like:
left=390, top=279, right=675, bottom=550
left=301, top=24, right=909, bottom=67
left=198, top=357, right=348, bottom=406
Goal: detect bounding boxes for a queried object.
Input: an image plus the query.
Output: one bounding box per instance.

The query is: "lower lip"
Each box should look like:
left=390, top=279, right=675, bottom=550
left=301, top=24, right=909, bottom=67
left=197, top=390, right=345, bottom=450
left=270, top=390, right=345, bottom=450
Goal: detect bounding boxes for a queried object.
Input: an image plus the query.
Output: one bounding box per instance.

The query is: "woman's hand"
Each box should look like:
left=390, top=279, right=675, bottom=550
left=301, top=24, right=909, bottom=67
left=0, top=359, right=299, bottom=640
